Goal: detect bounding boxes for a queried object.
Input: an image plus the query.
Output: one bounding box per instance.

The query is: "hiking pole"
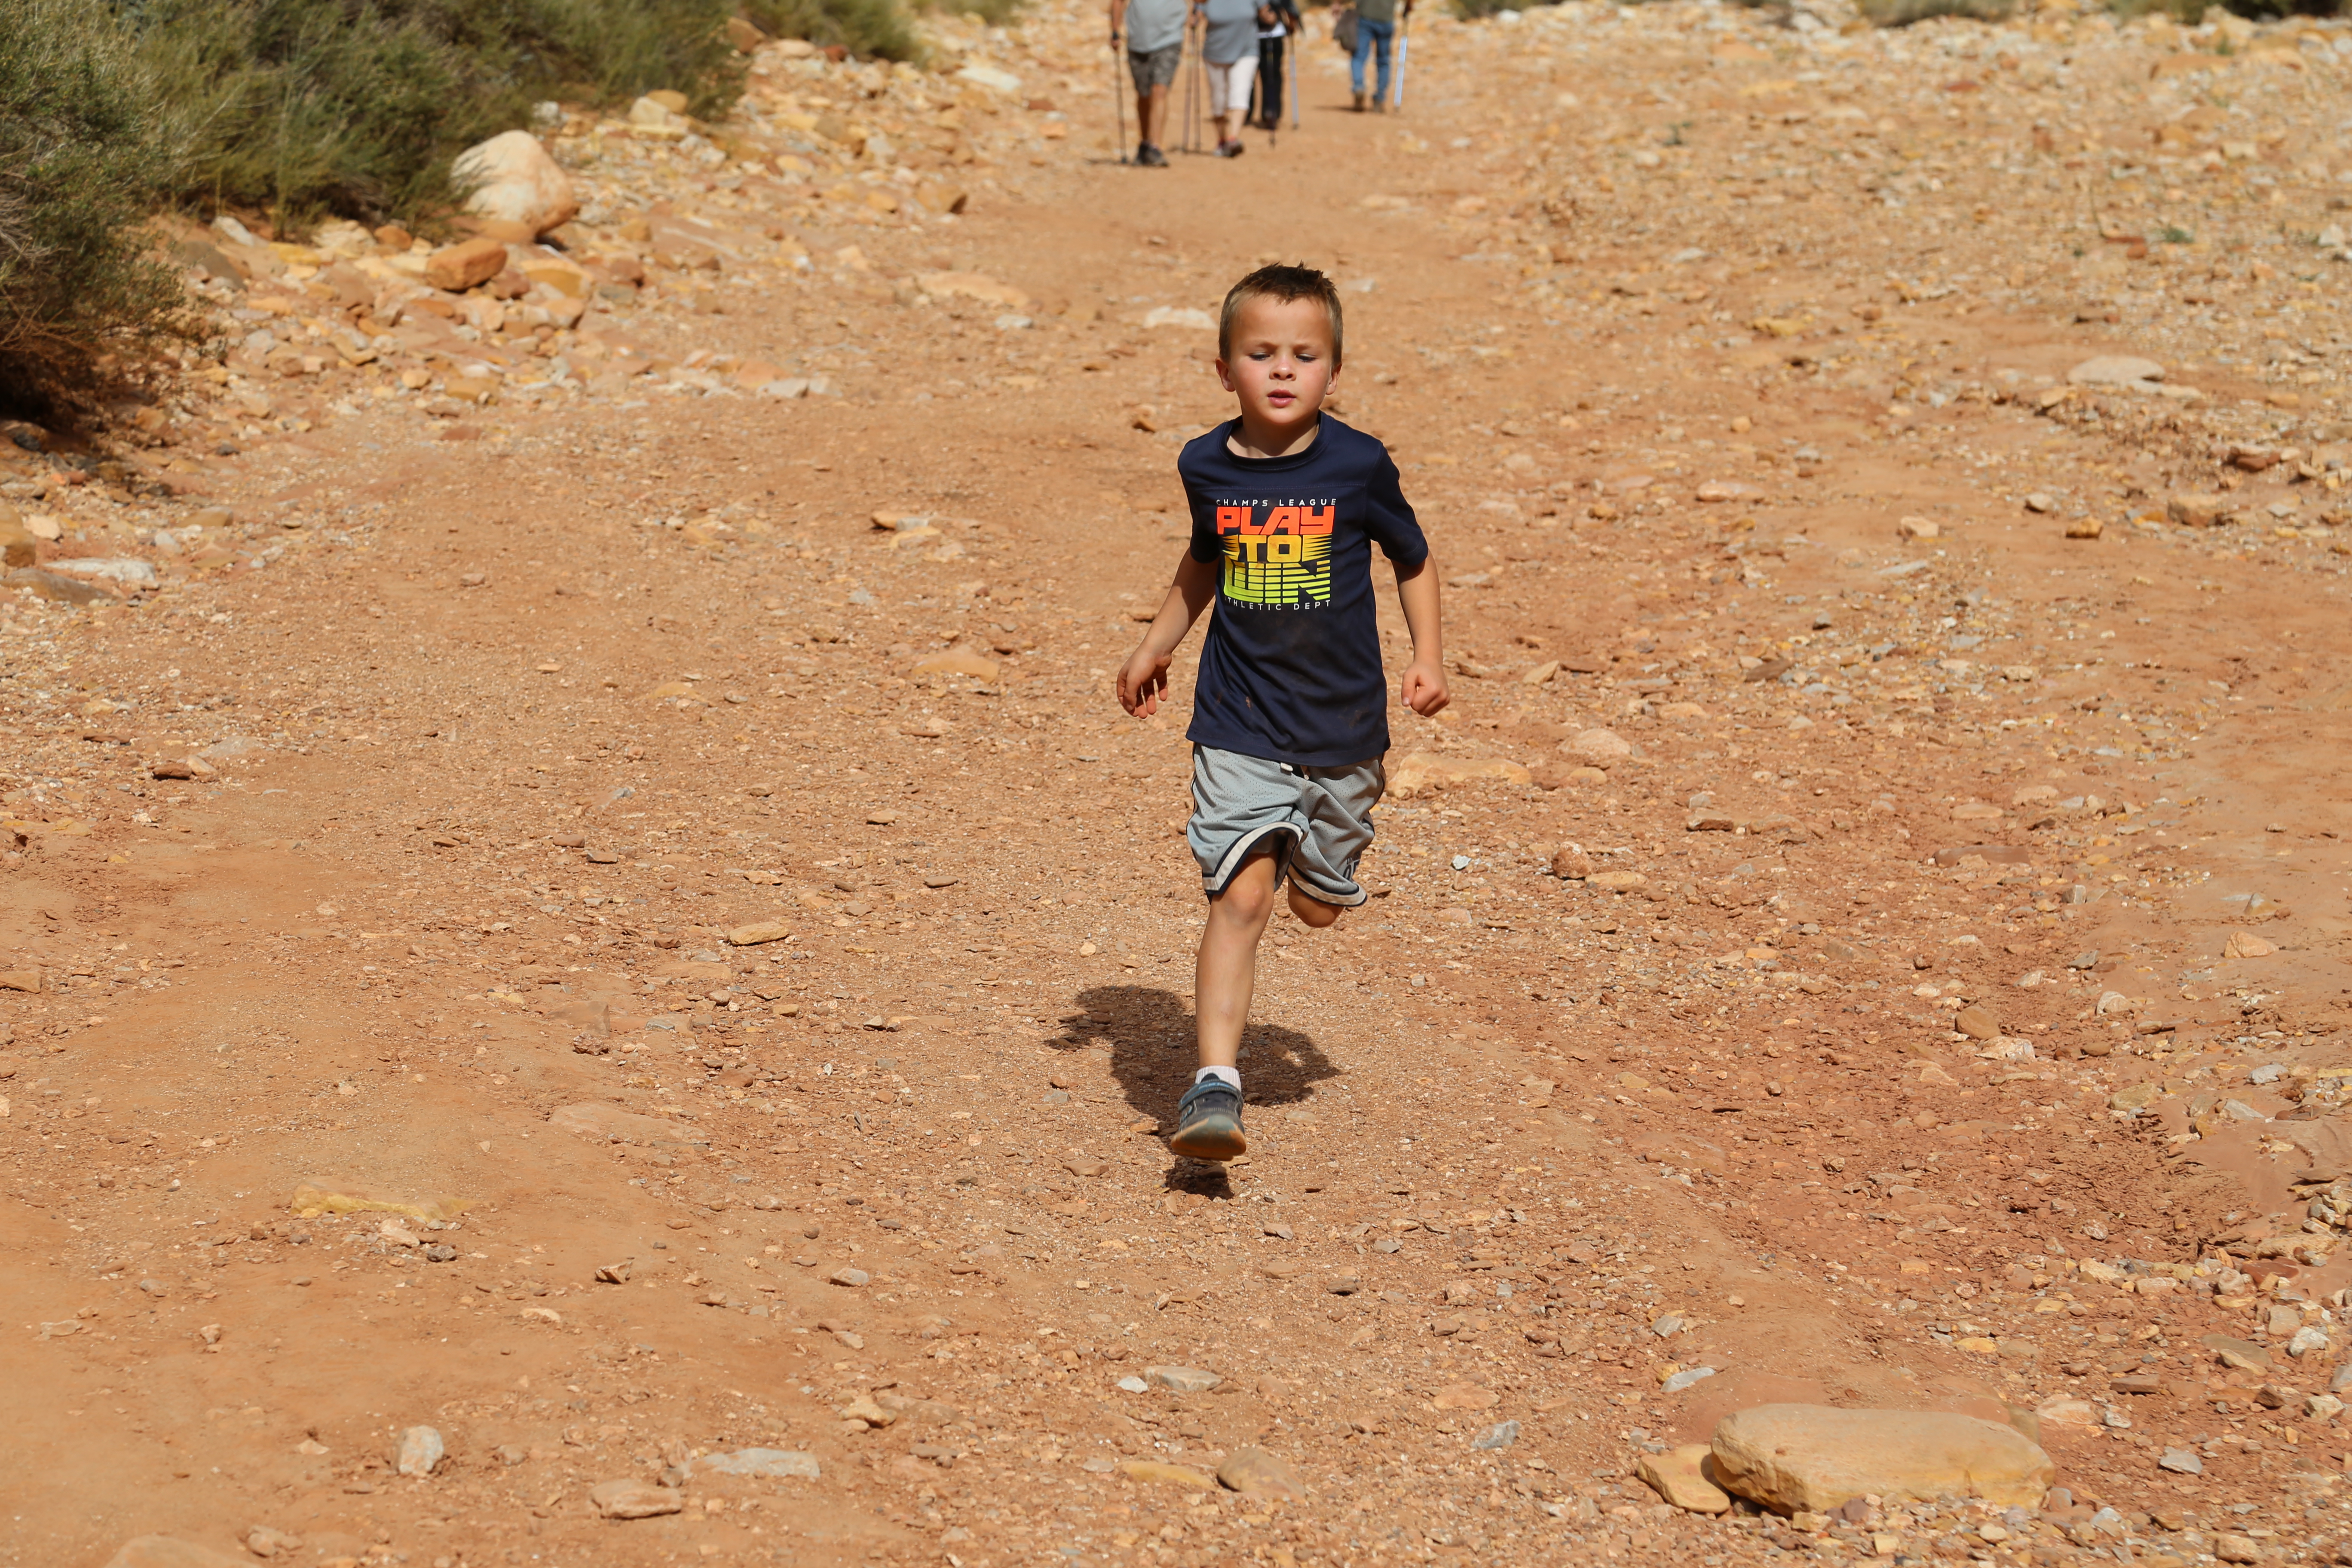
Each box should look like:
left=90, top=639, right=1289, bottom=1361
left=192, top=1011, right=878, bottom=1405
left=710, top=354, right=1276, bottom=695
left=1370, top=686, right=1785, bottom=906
left=1289, top=27, right=1300, bottom=129
left=1393, top=13, right=1409, bottom=112
left=1182, top=10, right=1202, bottom=153
left=1113, top=28, right=1129, bottom=162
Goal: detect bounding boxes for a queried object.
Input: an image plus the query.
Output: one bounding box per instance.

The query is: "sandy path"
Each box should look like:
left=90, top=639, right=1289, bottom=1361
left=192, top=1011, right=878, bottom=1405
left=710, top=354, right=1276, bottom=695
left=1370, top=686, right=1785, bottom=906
left=6, top=3, right=2352, bottom=1565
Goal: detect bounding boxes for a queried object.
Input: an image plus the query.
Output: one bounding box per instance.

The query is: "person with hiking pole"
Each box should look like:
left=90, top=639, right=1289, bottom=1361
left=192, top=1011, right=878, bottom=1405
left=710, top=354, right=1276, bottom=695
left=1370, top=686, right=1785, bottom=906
left=1113, top=0, right=1186, bottom=166
left=1251, top=0, right=1301, bottom=135
left=1350, top=0, right=1409, bottom=113
left=1198, top=0, right=1261, bottom=158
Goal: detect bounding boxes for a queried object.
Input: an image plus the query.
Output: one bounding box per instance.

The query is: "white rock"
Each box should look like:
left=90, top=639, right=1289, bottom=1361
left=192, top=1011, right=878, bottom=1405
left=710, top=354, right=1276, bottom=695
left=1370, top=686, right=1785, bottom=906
left=1141, top=306, right=1216, bottom=331
left=955, top=62, right=1023, bottom=95
left=454, top=131, right=579, bottom=238
left=1568, top=727, right=1634, bottom=764
left=2066, top=355, right=2165, bottom=388
left=46, top=558, right=156, bottom=586
left=396, top=1425, right=444, bottom=1476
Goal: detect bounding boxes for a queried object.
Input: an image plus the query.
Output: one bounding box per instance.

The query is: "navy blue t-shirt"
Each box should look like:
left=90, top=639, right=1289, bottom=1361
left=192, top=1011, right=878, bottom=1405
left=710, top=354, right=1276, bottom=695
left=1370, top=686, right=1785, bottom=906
left=1181, top=416, right=1429, bottom=768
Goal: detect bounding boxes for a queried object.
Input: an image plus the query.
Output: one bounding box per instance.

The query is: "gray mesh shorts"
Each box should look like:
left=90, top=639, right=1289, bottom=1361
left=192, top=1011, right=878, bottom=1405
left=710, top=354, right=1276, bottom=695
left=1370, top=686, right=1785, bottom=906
left=1185, top=744, right=1384, bottom=908
left=1128, top=44, right=1181, bottom=94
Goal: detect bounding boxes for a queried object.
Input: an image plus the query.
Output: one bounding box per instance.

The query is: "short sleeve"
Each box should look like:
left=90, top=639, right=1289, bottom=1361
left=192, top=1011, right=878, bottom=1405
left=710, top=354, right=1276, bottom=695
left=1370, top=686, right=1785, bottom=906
left=1182, top=437, right=1227, bottom=564
left=1363, top=445, right=1429, bottom=569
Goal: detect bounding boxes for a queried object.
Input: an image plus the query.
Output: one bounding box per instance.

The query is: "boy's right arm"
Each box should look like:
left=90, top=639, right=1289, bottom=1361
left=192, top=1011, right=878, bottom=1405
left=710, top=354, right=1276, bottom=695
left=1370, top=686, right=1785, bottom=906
left=1117, top=552, right=1219, bottom=717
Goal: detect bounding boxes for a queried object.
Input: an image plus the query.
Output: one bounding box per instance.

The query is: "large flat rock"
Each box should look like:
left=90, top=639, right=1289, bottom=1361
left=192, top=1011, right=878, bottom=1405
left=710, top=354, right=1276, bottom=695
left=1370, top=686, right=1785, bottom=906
left=1710, top=1404, right=2053, bottom=1513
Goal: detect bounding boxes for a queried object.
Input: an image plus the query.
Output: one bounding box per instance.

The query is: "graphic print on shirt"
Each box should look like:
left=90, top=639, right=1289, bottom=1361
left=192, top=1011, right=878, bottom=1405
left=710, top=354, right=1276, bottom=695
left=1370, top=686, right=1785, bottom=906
left=1214, top=499, right=1336, bottom=609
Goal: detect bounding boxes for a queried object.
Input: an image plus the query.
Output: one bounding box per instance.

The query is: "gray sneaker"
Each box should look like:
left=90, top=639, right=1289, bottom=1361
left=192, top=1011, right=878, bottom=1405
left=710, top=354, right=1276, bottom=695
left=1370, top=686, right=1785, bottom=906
left=1170, top=1078, right=1246, bottom=1161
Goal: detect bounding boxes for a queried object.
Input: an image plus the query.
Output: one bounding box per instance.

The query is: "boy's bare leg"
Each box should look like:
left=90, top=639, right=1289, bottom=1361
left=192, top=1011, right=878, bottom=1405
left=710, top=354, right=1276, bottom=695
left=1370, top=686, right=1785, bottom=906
left=1287, top=882, right=1340, bottom=929
left=1194, top=852, right=1280, bottom=1072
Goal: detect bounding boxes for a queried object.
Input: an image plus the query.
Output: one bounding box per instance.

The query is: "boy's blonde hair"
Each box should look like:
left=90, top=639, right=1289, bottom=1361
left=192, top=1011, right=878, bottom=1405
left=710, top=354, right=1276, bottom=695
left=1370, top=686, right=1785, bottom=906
left=1217, top=263, right=1344, bottom=368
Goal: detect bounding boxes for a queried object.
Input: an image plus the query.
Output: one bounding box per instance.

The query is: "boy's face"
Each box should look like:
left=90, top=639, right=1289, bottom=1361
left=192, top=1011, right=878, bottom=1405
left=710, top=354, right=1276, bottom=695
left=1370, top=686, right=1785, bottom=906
left=1216, top=295, right=1338, bottom=437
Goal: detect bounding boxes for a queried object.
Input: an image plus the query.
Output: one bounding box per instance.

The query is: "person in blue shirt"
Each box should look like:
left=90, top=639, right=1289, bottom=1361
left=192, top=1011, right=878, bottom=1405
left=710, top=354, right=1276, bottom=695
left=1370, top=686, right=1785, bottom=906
left=1117, top=264, right=1449, bottom=1161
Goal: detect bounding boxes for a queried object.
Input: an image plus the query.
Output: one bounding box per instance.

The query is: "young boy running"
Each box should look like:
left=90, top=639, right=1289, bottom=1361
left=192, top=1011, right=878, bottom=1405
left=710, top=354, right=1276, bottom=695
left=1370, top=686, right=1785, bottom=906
left=1116, top=264, right=1448, bottom=1161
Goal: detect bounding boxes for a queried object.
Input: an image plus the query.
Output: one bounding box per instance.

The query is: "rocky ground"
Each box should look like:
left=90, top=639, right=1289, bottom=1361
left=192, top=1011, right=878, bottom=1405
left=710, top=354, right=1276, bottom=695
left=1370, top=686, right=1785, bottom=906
left=8, top=0, right=2352, bottom=1564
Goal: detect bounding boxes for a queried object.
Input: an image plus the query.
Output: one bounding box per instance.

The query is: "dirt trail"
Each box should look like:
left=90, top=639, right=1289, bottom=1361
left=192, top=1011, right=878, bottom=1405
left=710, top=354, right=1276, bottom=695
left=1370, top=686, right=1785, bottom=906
left=8, top=1, right=2352, bottom=1565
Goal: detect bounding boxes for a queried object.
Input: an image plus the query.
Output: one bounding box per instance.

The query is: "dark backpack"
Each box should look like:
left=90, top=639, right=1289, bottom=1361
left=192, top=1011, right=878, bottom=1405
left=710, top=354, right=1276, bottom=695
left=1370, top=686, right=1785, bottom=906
left=1332, top=4, right=1357, bottom=52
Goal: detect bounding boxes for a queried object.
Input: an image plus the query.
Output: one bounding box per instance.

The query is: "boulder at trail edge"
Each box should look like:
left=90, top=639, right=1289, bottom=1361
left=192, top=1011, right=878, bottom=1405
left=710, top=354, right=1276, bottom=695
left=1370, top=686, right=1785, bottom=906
left=1709, top=1404, right=2053, bottom=1513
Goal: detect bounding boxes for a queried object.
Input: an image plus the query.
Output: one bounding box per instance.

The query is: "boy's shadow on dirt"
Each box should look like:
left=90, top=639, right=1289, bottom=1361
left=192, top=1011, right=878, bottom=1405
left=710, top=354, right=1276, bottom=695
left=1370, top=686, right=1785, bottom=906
left=1052, top=984, right=1339, bottom=1196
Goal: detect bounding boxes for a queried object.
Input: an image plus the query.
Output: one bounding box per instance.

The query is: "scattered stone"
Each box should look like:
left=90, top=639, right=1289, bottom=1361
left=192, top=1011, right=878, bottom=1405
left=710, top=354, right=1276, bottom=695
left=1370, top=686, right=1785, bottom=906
left=1896, top=516, right=1940, bottom=541
left=829, top=1266, right=870, bottom=1288
left=1662, top=1366, right=1717, bottom=1393
left=395, top=1425, right=444, bottom=1477
left=2024, top=493, right=2056, bottom=514
left=1709, top=1405, right=2053, bottom=1513
left=1216, top=1447, right=1308, bottom=1498
left=1470, top=1421, right=1520, bottom=1451
left=1954, top=1004, right=2000, bottom=1040
left=2223, top=931, right=2275, bottom=959
left=2066, top=355, right=2164, bottom=387
left=913, top=650, right=999, bottom=681
left=8, top=567, right=109, bottom=605
left=589, top=1478, right=683, bottom=1519
left=2065, top=517, right=2104, bottom=540
left=242, top=1526, right=302, bottom=1559
left=99, top=1540, right=249, bottom=1568
left=1639, top=1444, right=1732, bottom=1513
left=1550, top=845, right=1593, bottom=879
left=1143, top=1364, right=1221, bottom=1393
left=726, top=920, right=792, bottom=946
left=2214, top=1534, right=2260, bottom=1564
left=2204, top=1337, right=2272, bottom=1376
left=1568, top=727, right=1634, bottom=764
left=1118, top=1459, right=1218, bottom=1490
left=2168, top=493, right=2234, bottom=528
left=423, top=236, right=510, bottom=293
left=1431, top=1383, right=1500, bottom=1411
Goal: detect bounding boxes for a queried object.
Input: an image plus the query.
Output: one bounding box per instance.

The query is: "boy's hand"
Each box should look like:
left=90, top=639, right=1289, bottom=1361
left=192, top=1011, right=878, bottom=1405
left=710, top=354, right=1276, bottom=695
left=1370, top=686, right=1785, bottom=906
left=1119, top=644, right=1175, bottom=717
left=1400, top=657, right=1449, bottom=717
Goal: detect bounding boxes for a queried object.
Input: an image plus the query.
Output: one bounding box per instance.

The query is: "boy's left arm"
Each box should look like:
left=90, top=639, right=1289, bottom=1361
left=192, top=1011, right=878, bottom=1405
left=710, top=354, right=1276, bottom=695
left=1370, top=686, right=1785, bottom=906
left=1393, top=555, right=1448, bottom=717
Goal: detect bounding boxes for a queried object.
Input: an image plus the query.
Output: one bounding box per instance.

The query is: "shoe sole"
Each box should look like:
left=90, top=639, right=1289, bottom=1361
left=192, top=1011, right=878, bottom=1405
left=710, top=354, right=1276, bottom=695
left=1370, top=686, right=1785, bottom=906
left=1169, top=1115, right=1246, bottom=1161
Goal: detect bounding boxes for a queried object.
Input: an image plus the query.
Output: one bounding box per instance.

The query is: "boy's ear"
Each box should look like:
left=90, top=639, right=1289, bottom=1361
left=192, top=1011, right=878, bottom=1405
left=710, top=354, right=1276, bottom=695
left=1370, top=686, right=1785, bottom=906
left=1214, top=356, right=1237, bottom=393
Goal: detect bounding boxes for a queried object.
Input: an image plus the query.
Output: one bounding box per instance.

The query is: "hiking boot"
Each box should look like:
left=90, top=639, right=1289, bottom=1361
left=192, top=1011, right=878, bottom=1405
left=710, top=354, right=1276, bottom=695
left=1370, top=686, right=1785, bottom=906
left=1170, top=1078, right=1246, bottom=1161
left=1138, top=143, right=1168, bottom=168
left=1215, top=139, right=1244, bottom=158
left=1352, top=90, right=1366, bottom=112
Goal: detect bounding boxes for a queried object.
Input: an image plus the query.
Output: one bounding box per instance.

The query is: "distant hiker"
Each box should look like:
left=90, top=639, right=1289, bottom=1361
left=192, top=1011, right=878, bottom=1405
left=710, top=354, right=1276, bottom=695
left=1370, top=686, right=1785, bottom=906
left=1115, top=0, right=1185, bottom=165
left=1198, top=0, right=1261, bottom=157
left=1351, top=0, right=1410, bottom=112
left=1253, top=0, right=1301, bottom=132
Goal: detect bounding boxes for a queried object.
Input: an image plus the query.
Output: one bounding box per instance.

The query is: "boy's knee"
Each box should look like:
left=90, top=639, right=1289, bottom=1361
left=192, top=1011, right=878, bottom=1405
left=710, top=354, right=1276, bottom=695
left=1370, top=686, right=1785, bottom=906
left=1213, top=878, right=1275, bottom=924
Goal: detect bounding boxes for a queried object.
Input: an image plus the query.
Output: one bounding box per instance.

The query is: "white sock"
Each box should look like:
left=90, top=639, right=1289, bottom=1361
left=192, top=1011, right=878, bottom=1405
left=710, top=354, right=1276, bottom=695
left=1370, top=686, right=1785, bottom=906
left=1195, top=1066, right=1241, bottom=1092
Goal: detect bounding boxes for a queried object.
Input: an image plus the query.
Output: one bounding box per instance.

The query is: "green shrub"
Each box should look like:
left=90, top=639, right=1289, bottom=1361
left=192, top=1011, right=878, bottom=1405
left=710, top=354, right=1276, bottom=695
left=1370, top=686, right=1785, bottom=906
left=744, top=0, right=925, bottom=59
left=918, top=0, right=1025, bottom=28
left=0, top=0, right=193, bottom=419
left=123, top=0, right=749, bottom=231
left=1856, top=0, right=2017, bottom=24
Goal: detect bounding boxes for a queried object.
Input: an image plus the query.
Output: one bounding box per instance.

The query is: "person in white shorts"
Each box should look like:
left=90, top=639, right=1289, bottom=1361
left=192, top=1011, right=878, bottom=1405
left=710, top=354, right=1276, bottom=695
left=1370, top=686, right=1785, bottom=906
left=1197, top=0, right=1261, bottom=157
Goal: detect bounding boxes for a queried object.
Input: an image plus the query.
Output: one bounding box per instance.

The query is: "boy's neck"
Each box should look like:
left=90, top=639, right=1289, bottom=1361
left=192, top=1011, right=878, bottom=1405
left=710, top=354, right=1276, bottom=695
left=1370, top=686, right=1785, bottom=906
left=1228, top=411, right=1323, bottom=461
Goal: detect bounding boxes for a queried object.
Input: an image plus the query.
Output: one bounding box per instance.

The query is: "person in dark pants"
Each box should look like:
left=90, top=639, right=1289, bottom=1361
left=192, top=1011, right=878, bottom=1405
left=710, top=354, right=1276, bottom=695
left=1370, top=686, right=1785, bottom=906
left=1252, top=0, right=1299, bottom=132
